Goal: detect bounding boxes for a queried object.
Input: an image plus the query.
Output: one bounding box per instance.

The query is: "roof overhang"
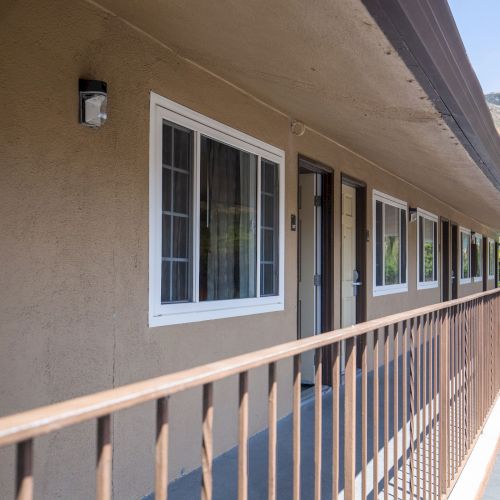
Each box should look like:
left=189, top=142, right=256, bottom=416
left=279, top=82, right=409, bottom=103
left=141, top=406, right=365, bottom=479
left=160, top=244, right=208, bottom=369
left=91, top=0, right=500, bottom=228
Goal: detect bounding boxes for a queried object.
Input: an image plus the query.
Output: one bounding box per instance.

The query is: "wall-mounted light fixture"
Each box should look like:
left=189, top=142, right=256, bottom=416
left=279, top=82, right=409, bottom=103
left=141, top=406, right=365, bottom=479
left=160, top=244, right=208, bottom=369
left=409, top=207, right=417, bottom=223
left=79, top=79, right=107, bottom=128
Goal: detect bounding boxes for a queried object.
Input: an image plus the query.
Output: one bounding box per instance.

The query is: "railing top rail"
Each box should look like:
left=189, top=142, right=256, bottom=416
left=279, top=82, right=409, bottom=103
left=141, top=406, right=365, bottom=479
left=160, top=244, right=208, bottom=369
left=0, top=288, right=498, bottom=447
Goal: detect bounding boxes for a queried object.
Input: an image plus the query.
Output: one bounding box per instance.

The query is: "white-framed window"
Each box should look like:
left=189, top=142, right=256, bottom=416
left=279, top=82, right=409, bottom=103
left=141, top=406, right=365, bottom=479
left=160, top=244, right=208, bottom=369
left=373, top=190, right=408, bottom=296
left=149, top=92, right=285, bottom=327
left=459, top=227, right=471, bottom=284
left=417, top=209, right=438, bottom=289
left=472, top=233, right=483, bottom=282
left=488, top=238, right=496, bottom=280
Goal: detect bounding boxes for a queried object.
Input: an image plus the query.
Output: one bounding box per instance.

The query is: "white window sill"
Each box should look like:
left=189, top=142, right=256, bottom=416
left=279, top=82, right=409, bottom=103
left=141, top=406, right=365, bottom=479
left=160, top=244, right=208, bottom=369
left=149, top=301, right=284, bottom=327
left=417, top=281, right=439, bottom=290
left=373, top=285, right=408, bottom=297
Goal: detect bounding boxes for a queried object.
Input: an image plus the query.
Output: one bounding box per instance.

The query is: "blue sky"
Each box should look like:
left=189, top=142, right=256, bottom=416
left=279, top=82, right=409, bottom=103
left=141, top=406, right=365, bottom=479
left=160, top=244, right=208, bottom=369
left=448, top=0, right=500, bottom=93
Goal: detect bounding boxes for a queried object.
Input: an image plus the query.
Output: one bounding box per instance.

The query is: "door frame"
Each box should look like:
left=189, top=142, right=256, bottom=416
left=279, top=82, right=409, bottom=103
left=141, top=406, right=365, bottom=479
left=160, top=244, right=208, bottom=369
left=451, top=223, right=459, bottom=299
left=297, top=156, right=334, bottom=337
left=297, top=156, right=334, bottom=384
left=482, top=236, right=488, bottom=292
left=341, top=175, right=367, bottom=370
left=341, top=174, right=367, bottom=325
left=441, top=218, right=450, bottom=301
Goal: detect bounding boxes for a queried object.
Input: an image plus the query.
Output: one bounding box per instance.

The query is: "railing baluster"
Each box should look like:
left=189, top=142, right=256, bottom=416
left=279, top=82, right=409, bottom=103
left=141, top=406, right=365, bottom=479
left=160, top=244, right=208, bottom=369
left=361, top=333, right=368, bottom=500
left=417, top=316, right=422, bottom=500
left=453, top=306, right=458, bottom=476
left=449, top=307, right=454, bottom=481
left=16, top=439, right=33, bottom=500
left=155, top=397, right=169, bottom=500
left=96, top=415, right=112, bottom=500
left=293, top=355, right=301, bottom=500
left=332, top=343, right=340, bottom=500
left=433, top=311, right=438, bottom=500
left=422, top=314, right=428, bottom=500
left=373, top=330, right=380, bottom=500
left=409, top=318, right=415, bottom=500
left=383, top=326, right=389, bottom=500
left=314, top=348, right=322, bottom=500
left=402, top=321, right=407, bottom=500
left=460, top=303, right=465, bottom=466
left=393, top=323, right=399, bottom=500
left=439, top=308, right=449, bottom=496
left=201, top=383, right=214, bottom=500
left=426, top=313, right=432, bottom=500
left=238, top=372, right=249, bottom=500
left=268, top=363, right=277, bottom=500
left=344, top=337, right=357, bottom=500
left=465, top=301, right=469, bottom=454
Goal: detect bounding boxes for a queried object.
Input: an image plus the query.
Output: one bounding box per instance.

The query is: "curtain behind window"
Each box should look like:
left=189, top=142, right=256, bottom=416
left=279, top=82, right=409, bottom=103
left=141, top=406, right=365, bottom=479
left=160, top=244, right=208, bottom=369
left=199, top=137, right=257, bottom=301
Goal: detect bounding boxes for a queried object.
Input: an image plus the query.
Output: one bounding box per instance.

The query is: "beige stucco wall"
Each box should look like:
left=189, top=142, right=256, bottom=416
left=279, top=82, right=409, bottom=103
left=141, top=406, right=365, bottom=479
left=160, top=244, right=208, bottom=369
left=0, top=1, right=497, bottom=498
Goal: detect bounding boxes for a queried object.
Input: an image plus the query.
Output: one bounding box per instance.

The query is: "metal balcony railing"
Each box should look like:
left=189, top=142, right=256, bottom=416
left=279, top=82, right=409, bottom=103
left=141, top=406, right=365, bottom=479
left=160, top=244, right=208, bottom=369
left=1, top=289, right=499, bottom=499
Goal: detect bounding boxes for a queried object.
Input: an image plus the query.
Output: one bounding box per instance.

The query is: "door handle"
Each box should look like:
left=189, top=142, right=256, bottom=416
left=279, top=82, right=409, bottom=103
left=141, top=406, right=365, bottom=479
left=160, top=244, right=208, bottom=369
left=352, top=281, right=363, bottom=286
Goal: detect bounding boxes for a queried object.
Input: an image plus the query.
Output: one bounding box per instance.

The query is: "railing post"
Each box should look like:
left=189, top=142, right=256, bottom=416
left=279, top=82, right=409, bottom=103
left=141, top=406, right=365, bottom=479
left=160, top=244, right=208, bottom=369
left=96, top=415, right=112, bottom=500
left=238, top=372, right=249, bottom=500
left=268, top=363, right=277, bottom=500
left=293, top=355, right=301, bottom=500
left=314, top=348, right=322, bottom=500
left=201, top=383, right=214, bottom=500
left=155, top=397, right=169, bottom=500
left=344, top=337, right=356, bottom=500
left=439, top=308, right=449, bottom=495
left=16, top=439, right=33, bottom=500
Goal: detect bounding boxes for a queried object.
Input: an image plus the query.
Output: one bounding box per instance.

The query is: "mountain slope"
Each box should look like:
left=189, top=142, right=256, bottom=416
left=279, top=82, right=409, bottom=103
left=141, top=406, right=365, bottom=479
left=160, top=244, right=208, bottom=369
left=485, top=92, right=500, bottom=133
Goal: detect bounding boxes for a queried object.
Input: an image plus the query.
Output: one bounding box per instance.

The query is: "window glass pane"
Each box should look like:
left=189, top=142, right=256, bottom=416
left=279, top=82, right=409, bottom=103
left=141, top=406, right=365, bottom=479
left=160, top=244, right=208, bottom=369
left=173, top=171, right=189, bottom=214
left=199, top=136, right=257, bottom=301
left=173, top=128, right=191, bottom=171
left=474, top=237, right=482, bottom=278
left=162, top=168, right=172, bottom=212
left=384, top=204, right=400, bottom=285
left=161, top=121, right=192, bottom=304
left=171, top=261, right=188, bottom=302
left=461, top=232, right=470, bottom=278
left=161, top=261, right=170, bottom=303
left=261, top=263, right=275, bottom=296
left=423, top=218, right=434, bottom=282
left=260, top=160, right=279, bottom=297
left=489, top=241, right=495, bottom=276
left=375, top=201, right=383, bottom=286
left=162, top=124, right=172, bottom=166
left=172, top=216, right=189, bottom=259
left=162, top=214, right=171, bottom=258
left=433, top=221, right=438, bottom=281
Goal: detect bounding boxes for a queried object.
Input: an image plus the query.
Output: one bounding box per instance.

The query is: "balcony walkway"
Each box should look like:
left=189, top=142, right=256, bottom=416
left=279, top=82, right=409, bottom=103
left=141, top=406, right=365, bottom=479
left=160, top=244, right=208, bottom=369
left=150, top=360, right=434, bottom=500
left=482, top=452, right=500, bottom=500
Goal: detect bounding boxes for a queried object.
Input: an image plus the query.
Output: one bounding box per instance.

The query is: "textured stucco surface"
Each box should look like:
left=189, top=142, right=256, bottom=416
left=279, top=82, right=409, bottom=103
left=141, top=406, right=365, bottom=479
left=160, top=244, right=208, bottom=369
left=0, top=1, right=498, bottom=499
